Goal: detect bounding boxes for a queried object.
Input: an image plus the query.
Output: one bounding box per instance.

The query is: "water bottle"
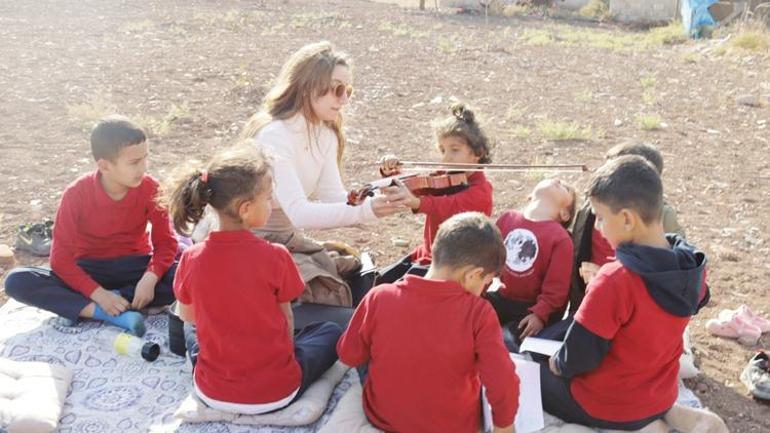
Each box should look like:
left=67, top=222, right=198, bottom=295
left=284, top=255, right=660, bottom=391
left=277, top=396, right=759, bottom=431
left=113, top=332, right=160, bottom=362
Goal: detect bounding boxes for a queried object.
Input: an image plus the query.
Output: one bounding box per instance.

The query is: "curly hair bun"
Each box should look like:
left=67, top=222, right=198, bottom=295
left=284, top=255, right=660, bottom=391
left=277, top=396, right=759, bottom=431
left=451, top=103, right=475, bottom=124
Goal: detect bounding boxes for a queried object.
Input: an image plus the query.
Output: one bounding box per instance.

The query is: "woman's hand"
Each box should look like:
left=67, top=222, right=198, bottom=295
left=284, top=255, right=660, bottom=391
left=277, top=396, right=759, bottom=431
left=378, top=154, right=401, bottom=177
left=370, top=193, right=410, bottom=218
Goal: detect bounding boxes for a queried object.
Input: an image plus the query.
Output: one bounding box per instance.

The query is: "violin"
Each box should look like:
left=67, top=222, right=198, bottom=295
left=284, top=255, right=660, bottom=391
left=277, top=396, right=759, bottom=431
left=346, top=161, right=588, bottom=207
left=347, top=171, right=469, bottom=206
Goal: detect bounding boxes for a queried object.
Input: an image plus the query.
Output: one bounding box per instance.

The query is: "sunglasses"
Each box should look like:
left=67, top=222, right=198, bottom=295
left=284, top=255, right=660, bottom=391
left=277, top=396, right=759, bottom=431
left=329, top=82, right=354, bottom=99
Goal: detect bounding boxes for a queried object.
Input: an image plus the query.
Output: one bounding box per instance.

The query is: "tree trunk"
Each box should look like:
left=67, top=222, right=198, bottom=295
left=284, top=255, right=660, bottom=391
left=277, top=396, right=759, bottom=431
left=420, top=0, right=426, bottom=10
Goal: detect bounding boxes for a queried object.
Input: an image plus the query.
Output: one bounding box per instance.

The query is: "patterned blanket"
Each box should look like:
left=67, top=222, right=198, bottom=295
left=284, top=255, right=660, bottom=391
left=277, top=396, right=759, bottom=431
left=0, top=300, right=353, bottom=433
left=0, top=300, right=702, bottom=433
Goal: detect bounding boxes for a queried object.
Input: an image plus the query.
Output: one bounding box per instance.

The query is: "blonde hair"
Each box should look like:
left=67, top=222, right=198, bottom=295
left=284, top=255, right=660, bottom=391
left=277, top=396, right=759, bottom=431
left=241, top=41, right=350, bottom=166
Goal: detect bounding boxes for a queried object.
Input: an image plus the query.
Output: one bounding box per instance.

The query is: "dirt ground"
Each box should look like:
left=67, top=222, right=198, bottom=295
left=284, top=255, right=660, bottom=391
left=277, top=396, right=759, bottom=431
left=1, top=0, right=769, bottom=431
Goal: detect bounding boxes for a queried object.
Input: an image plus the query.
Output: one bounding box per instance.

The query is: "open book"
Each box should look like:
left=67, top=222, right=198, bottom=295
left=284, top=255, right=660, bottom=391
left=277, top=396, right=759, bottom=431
left=519, top=337, right=564, bottom=357
left=482, top=353, right=545, bottom=433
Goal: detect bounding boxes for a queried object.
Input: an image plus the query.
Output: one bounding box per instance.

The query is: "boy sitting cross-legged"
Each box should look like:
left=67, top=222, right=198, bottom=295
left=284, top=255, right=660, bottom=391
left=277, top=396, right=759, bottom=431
left=337, top=212, right=520, bottom=433
left=4, top=116, right=178, bottom=336
left=542, top=156, right=713, bottom=431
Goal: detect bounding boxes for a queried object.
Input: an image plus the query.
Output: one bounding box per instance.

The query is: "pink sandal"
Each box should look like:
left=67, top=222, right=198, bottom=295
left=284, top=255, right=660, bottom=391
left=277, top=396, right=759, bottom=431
left=737, top=305, right=770, bottom=333
left=707, top=309, right=762, bottom=346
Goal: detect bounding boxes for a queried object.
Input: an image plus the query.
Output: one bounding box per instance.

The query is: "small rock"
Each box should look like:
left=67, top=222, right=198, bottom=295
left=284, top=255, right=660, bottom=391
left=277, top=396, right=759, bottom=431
left=696, top=382, right=709, bottom=394
left=0, top=244, right=15, bottom=269
left=737, top=94, right=761, bottom=107
left=614, top=119, right=623, bottom=127
left=430, top=96, right=443, bottom=104
left=391, top=238, right=410, bottom=248
left=706, top=129, right=720, bottom=135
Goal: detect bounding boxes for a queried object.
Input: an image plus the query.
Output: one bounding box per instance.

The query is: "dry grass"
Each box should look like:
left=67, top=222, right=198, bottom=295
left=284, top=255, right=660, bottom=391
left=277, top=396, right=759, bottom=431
left=644, top=21, right=688, bottom=46
left=520, top=21, right=687, bottom=52
left=637, top=113, right=663, bottom=131
left=537, top=119, right=593, bottom=141
left=511, top=125, right=532, bottom=139
left=730, top=21, right=770, bottom=52
left=66, top=98, right=117, bottom=130
left=579, top=0, right=611, bottom=22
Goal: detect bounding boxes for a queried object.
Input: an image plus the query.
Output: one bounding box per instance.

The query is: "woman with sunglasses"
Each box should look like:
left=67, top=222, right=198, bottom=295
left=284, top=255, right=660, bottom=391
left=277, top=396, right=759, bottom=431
left=239, top=41, right=408, bottom=307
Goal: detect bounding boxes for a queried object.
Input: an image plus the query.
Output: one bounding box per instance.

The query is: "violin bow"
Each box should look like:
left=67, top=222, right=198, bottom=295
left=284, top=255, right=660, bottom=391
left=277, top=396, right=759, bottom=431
left=398, top=161, right=590, bottom=172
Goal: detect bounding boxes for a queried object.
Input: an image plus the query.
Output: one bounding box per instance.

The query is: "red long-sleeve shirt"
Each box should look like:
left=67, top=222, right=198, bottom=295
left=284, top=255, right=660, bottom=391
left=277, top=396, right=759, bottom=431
left=410, top=172, right=493, bottom=264
left=50, top=171, right=177, bottom=296
left=497, top=211, right=573, bottom=322
left=337, top=275, right=519, bottom=433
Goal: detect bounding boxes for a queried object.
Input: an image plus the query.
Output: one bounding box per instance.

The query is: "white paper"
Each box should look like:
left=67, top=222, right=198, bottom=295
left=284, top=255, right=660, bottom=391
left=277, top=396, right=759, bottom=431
left=483, top=354, right=545, bottom=433
left=486, top=277, right=503, bottom=293
left=519, top=337, right=564, bottom=357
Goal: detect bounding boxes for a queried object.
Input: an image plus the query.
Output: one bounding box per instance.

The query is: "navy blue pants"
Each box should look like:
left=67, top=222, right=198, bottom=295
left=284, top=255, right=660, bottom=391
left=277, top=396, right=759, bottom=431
left=539, top=363, right=666, bottom=430
left=3, top=255, right=177, bottom=321
left=185, top=321, right=342, bottom=405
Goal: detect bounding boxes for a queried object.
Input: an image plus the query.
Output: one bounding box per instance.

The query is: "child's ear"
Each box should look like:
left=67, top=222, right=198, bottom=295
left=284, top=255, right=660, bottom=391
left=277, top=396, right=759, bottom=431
left=96, top=158, right=111, bottom=173
left=462, top=266, right=487, bottom=296
left=236, top=199, right=251, bottom=220
left=620, top=209, right=636, bottom=231
left=559, top=208, right=570, bottom=223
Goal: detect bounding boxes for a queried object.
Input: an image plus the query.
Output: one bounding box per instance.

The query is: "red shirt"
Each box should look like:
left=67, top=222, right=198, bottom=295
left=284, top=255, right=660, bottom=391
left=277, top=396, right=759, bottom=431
left=337, top=275, right=519, bottom=433
left=496, top=211, right=573, bottom=322
left=572, top=261, right=686, bottom=421
left=174, top=230, right=305, bottom=404
left=50, top=171, right=177, bottom=296
left=410, top=172, right=493, bottom=264
left=590, top=229, right=615, bottom=267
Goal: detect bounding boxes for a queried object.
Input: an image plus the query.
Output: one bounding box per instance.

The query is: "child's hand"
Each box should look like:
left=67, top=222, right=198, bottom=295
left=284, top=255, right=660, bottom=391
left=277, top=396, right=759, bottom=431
left=382, top=181, right=421, bottom=211
left=378, top=154, right=401, bottom=177
left=492, top=424, right=514, bottom=433
left=90, top=287, right=130, bottom=316
left=549, top=355, right=562, bottom=377
left=131, top=271, right=159, bottom=310
left=518, top=313, right=545, bottom=339
left=579, top=262, right=600, bottom=284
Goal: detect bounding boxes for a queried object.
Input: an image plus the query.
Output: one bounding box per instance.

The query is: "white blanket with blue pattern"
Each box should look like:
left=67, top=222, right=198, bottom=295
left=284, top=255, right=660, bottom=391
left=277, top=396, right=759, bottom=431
left=0, top=300, right=353, bottom=433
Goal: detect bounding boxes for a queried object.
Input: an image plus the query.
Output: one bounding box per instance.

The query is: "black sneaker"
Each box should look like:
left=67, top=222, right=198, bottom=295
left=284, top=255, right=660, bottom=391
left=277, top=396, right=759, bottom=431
left=16, top=221, right=53, bottom=256
left=740, top=351, right=770, bottom=400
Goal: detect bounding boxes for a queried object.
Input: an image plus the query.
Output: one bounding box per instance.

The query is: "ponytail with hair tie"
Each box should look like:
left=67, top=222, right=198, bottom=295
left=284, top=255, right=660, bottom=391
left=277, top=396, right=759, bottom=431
left=451, top=103, right=475, bottom=124
left=435, top=102, right=491, bottom=164
left=162, top=146, right=273, bottom=236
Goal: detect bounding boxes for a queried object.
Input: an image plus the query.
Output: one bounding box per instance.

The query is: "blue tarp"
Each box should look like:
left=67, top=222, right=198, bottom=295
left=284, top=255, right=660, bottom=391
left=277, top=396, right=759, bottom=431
left=681, top=0, right=718, bottom=38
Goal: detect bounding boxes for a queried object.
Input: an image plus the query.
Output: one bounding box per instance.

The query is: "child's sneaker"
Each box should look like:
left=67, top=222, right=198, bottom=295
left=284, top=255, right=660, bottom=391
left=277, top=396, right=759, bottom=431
left=16, top=221, right=53, bottom=256
left=740, top=351, right=770, bottom=401
left=705, top=309, right=762, bottom=346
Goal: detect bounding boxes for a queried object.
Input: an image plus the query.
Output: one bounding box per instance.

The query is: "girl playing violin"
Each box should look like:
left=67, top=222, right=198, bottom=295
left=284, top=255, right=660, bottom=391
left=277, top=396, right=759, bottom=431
left=376, top=103, right=494, bottom=283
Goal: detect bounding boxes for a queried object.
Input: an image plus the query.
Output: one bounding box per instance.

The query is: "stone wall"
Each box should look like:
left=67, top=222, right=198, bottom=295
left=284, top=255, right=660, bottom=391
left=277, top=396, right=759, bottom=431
left=609, top=0, right=680, bottom=22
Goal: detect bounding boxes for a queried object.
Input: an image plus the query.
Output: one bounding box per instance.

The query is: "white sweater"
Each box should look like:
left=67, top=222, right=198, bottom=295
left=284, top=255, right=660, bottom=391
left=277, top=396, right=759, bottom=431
left=254, top=114, right=377, bottom=231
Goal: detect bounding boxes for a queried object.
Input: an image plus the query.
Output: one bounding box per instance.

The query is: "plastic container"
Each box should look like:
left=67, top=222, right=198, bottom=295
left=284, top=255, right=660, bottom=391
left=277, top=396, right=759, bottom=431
left=113, top=333, right=160, bottom=362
